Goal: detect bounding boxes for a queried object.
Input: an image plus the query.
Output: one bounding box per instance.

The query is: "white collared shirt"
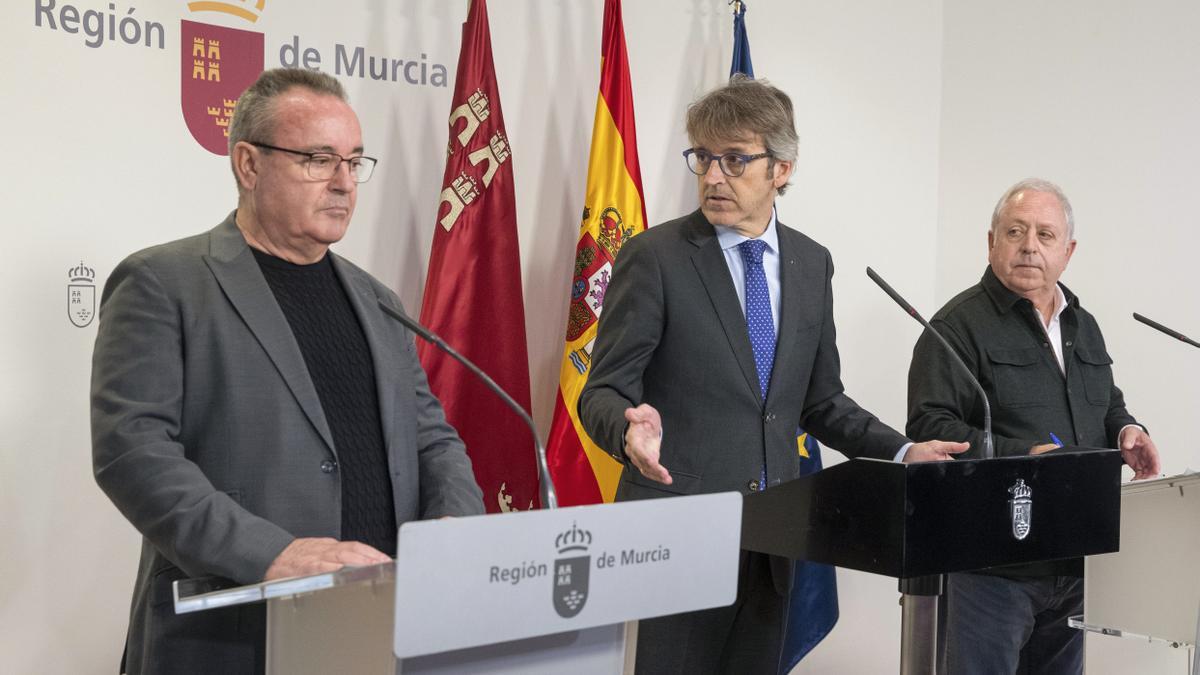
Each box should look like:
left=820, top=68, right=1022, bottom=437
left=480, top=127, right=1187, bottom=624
left=1039, top=284, right=1069, bottom=373
left=713, top=209, right=782, bottom=335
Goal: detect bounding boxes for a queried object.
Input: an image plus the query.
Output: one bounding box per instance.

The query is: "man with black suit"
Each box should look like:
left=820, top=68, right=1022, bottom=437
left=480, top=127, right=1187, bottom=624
left=578, top=75, right=967, bottom=674
left=91, top=68, right=483, bottom=674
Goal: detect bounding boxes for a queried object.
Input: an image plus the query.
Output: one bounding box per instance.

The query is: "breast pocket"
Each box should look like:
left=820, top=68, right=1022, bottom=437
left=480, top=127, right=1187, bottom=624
left=986, top=347, right=1046, bottom=408
left=1074, top=347, right=1114, bottom=406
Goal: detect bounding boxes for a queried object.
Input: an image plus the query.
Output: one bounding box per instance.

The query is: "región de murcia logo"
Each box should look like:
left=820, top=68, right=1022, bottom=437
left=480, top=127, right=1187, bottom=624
left=553, top=523, right=592, bottom=618
left=180, top=2, right=266, bottom=155
left=1008, top=479, right=1033, bottom=541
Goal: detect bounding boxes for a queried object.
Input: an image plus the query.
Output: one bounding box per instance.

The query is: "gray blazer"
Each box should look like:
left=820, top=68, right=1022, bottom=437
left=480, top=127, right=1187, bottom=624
left=580, top=209, right=908, bottom=501
left=91, top=213, right=483, bottom=673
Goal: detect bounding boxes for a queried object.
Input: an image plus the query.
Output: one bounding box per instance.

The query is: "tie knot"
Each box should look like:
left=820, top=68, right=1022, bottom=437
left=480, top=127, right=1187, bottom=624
left=738, top=239, right=768, bottom=266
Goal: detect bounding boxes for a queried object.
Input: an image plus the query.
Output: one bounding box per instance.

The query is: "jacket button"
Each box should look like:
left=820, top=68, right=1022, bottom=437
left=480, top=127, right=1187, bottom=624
left=320, top=459, right=337, bottom=474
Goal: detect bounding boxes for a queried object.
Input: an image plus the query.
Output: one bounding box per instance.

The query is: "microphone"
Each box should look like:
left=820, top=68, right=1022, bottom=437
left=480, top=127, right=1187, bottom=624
left=377, top=300, right=558, bottom=510
left=1133, top=312, right=1200, bottom=349
left=866, top=267, right=995, bottom=460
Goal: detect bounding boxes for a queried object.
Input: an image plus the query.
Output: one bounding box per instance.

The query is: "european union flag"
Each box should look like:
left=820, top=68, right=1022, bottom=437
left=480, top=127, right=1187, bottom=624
left=779, top=432, right=839, bottom=673
left=730, top=1, right=754, bottom=78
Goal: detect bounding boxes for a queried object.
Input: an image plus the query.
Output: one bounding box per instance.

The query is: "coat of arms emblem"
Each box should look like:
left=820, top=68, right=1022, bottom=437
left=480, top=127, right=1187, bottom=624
left=1008, top=479, right=1033, bottom=541
left=553, top=523, right=592, bottom=618
left=67, top=262, right=96, bottom=328
left=180, top=18, right=264, bottom=155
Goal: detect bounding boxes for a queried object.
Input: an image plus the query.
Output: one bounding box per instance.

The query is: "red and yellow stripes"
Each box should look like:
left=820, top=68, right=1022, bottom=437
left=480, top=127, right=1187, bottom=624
left=546, top=0, right=646, bottom=505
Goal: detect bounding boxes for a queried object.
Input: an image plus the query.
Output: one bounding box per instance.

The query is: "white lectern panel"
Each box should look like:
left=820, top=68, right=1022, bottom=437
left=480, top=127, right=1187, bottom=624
left=1085, top=473, right=1200, bottom=645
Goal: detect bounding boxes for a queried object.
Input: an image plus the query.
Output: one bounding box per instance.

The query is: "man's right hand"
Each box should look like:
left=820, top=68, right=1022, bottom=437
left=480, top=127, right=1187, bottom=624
left=623, top=404, right=672, bottom=485
left=263, top=537, right=392, bottom=581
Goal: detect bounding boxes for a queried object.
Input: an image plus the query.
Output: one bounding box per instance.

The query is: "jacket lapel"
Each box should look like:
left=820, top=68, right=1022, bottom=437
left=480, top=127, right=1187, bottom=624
left=333, top=257, right=400, bottom=457
left=770, top=223, right=821, bottom=406
left=686, top=211, right=763, bottom=405
left=203, top=213, right=338, bottom=457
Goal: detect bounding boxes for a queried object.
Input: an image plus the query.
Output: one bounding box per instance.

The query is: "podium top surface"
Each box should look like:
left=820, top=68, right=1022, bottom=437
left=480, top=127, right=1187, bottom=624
left=174, top=558, right=394, bottom=615
left=1114, top=470, right=1200, bottom=495
left=742, top=448, right=1123, bottom=578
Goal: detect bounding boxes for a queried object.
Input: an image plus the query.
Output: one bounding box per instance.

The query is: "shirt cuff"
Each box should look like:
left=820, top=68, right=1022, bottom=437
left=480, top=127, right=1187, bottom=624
left=893, top=442, right=913, bottom=463
left=1117, top=424, right=1145, bottom=446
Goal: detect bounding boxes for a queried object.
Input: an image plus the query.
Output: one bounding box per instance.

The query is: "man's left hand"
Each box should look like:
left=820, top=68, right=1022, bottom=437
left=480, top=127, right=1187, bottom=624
left=1119, top=426, right=1161, bottom=480
left=903, top=440, right=970, bottom=463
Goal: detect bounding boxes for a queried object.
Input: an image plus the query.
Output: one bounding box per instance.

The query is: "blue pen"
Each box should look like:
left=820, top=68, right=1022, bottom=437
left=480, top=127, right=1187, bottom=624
left=1049, top=432, right=1064, bottom=447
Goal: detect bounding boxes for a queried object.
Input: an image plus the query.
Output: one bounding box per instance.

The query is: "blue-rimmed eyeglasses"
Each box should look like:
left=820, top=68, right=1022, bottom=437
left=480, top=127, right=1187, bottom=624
left=249, top=142, right=378, bottom=183
left=682, top=148, right=772, bottom=177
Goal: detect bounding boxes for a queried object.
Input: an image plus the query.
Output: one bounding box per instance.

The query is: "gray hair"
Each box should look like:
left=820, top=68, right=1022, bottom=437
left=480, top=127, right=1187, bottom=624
left=228, top=67, right=348, bottom=161
left=686, top=74, right=799, bottom=195
left=991, top=177, right=1076, bottom=239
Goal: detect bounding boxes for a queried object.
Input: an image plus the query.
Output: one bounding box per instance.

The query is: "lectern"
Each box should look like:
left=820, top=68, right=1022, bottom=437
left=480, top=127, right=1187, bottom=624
left=742, top=448, right=1123, bottom=674
left=1073, top=472, right=1200, bottom=672
left=174, top=492, right=742, bottom=674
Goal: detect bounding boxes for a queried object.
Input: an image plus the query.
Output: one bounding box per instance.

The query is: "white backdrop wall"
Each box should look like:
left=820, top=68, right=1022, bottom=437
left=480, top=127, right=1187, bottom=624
left=10, top=0, right=1192, bottom=673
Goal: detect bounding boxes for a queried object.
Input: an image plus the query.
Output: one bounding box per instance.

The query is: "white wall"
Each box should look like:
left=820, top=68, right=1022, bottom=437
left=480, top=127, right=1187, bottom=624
left=939, top=1, right=1200, bottom=671
left=14, top=0, right=1195, bottom=672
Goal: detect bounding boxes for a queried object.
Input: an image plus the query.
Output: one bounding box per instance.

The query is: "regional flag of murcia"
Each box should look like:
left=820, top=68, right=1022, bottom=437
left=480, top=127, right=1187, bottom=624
left=418, top=0, right=537, bottom=514
left=180, top=20, right=264, bottom=155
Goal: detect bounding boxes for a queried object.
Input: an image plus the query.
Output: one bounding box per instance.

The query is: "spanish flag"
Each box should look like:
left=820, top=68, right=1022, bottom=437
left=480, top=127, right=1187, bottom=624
left=545, top=0, right=647, bottom=506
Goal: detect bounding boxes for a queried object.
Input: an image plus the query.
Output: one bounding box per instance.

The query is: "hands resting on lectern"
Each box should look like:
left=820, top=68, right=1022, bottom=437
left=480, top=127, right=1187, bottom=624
left=264, top=537, right=391, bottom=581
left=1117, top=426, right=1161, bottom=480
left=1031, top=427, right=1160, bottom=480
left=901, top=440, right=970, bottom=463
left=622, top=402, right=971, bottom=486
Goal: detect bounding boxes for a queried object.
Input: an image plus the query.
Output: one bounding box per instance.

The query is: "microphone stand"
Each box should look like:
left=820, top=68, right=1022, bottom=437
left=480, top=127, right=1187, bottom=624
left=377, top=300, right=558, bottom=510
left=866, top=267, right=994, bottom=460
left=866, top=266, right=990, bottom=675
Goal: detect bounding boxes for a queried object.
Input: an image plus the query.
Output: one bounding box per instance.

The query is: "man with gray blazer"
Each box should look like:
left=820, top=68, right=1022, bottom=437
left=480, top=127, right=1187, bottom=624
left=91, top=68, right=483, bottom=674
left=579, top=76, right=966, bottom=674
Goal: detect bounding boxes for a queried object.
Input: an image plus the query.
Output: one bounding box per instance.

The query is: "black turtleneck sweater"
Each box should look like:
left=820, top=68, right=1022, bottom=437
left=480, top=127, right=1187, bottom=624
left=253, top=247, right=397, bottom=557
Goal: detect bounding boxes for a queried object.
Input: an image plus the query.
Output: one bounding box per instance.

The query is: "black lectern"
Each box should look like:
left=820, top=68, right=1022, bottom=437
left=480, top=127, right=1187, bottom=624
left=742, top=448, right=1122, bottom=673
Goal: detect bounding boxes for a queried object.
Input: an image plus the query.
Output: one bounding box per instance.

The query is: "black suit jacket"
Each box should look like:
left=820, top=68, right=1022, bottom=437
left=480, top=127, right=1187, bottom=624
left=579, top=209, right=908, bottom=509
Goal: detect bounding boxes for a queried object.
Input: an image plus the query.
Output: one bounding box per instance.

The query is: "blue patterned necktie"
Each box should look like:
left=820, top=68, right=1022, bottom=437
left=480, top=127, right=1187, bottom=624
left=738, top=239, right=776, bottom=399
left=739, top=239, right=775, bottom=488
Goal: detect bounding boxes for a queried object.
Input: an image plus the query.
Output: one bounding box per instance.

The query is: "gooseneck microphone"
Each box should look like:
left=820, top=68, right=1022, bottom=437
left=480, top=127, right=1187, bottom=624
left=377, top=300, right=558, bottom=510
left=1133, top=313, right=1200, bottom=349
left=866, top=267, right=995, bottom=459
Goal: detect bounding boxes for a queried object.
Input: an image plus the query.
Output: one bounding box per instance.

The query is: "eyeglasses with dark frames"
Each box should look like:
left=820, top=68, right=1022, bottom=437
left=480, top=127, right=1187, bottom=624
left=682, top=148, right=772, bottom=178
left=249, top=142, right=378, bottom=183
